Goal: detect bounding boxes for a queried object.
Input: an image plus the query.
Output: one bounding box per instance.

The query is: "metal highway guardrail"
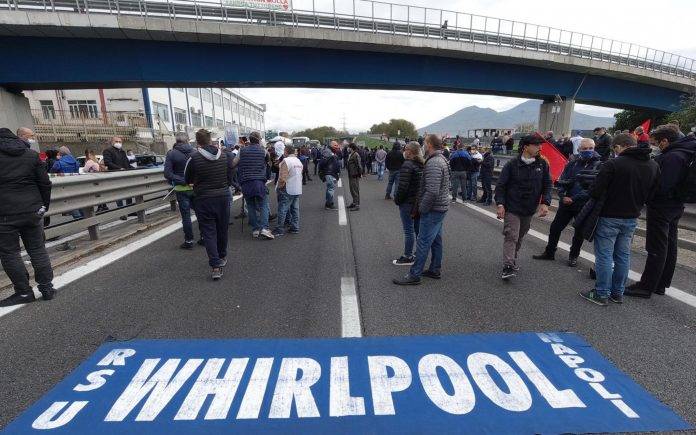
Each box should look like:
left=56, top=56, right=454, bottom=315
left=46, top=168, right=176, bottom=240
left=3, top=0, right=695, bottom=80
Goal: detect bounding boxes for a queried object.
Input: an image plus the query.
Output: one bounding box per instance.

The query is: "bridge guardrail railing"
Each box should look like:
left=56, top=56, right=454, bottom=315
left=2, top=0, right=695, bottom=81
left=45, top=168, right=176, bottom=241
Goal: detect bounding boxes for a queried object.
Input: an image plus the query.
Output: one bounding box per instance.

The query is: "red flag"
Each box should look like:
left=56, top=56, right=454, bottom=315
left=535, top=132, right=568, bottom=182
left=640, top=119, right=651, bottom=134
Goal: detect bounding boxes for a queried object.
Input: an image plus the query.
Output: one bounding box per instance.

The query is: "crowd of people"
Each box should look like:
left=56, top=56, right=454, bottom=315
left=1, top=119, right=695, bottom=309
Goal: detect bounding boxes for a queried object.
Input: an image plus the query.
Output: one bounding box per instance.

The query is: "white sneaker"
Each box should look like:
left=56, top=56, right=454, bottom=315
left=260, top=229, right=275, bottom=240
left=252, top=230, right=260, bottom=238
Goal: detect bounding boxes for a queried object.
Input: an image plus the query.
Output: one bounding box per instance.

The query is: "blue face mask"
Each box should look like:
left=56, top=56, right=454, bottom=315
left=579, top=150, right=594, bottom=160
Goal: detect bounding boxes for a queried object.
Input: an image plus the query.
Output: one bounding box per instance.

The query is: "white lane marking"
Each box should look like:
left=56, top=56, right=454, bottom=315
left=461, top=201, right=696, bottom=310
left=341, top=277, right=362, bottom=338
left=338, top=195, right=347, bottom=226
left=1, top=194, right=244, bottom=319
left=337, top=178, right=343, bottom=188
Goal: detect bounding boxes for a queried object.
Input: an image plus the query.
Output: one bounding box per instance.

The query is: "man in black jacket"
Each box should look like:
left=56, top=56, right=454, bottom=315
left=103, top=136, right=133, bottom=213
left=478, top=146, right=495, bottom=205
left=318, top=142, right=341, bottom=210
left=580, top=134, right=659, bottom=306
left=164, top=132, right=196, bottom=249
left=625, top=125, right=696, bottom=298
left=0, top=128, right=55, bottom=306
left=495, top=135, right=552, bottom=280
left=184, top=129, right=234, bottom=280
left=385, top=142, right=404, bottom=200
left=593, top=127, right=613, bottom=161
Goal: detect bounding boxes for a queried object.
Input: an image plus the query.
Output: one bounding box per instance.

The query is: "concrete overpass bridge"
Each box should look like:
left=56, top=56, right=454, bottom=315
left=1, top=0, right=695, bottom=133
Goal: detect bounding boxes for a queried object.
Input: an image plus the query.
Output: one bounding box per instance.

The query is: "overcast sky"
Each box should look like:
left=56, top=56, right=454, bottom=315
left=239, top=0, right=696, bottom=133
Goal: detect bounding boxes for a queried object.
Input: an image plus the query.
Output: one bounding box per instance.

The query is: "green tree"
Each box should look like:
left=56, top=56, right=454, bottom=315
left=666, top=95, right=696, bottom=132
left=292, top=126, right=341, bottom=141
left=369, top=119, right=418, bottom=139
left=612, top=109, right=667, bottom=133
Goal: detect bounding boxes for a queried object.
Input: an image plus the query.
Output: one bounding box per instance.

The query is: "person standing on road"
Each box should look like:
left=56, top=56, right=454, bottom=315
left=318, top=141, right=341, bottom=210
left=238, top=132, right=274, bottom=240
left=593, top=127, right=613, bottom=161
left=579, top=134, right=659, bottom=306
left=184, top=129, right=235, bottom=280
left=165, top=132, right=196, bottom=249
left=625, top=125, right=696, bottom=299
left=0, top=128, right=55, bottom=307
left=495, top=135, right=552, bottom=280
left=393, top=134, right=450, bottom=285
left=393, top=141, right=424, bottom=266
left=103, top=136, right=133, bottom=216
left=533, top=139, right=601, bottom=267
left=478, top=146, right=494, bottom=206
left=449, top=143, right=471, bottom=202
left=347, top=142, right=363, bottom=211
left=374, top=145, right=387, bottom=180
left=385, top=142, right=404, bottom=200
left=467, top=145, right=483, bottom=201
left=273, top=145, right=303, bottom=236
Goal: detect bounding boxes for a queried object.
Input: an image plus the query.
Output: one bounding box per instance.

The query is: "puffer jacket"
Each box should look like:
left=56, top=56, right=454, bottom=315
left=419, top=150, right=451, bottom=214
left=394, top=159, right=423, bottom=206
left=164, top=142, right=194, bottom=185
left=50, top=154, right=80, bottom=174
left=650, top=136, right=696, bottom=208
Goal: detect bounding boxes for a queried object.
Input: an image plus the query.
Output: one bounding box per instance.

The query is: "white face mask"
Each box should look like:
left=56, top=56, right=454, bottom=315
left=27, top=138, right=37, bottom=145
left=113, top=142, right=123, bottom=149
left=521, top=156, right=536, bottom=164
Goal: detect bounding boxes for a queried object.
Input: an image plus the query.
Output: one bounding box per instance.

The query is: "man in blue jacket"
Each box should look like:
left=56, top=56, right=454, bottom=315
left=165, top=132, right=196, bottom=249
left=318, top=141, right=341, bottom=210
left=533, top=138, right=601, bottom=267
left=449, top=143, right=471, bottom=201
left=495, top=135, right=552, bottom=280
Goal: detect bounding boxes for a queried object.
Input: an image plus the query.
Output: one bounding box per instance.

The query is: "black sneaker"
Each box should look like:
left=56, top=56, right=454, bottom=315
left=211, top=268, right=223, bottom=280
left=347, top=203, right=356, bottom=209
left=512, top=264, right=520, bottom=272
left=393, top=274, right=421, bottom=285
left=654, top=287, right=666, bottom=295
left=180, top=241, right=194, bottom=250
left=392, top=256, right=415, bottom=266
left=609, top=293, right=623, bottom=304
left=385, top=194, right=392, bottom=200
left=197, top=239, right=205, bottom=246
left=501, top=266, right=516, bottom=280
left=422, top=270, right=441, bottom=280
left=271, top=228, right=285, bottom=237
left=349, top=206, right=360, bottom=211
left=579, top=289, right=608, bottom=306
left=624, top=283, right=651, bottom=298
left=218, top=258, right=228, bottom=268
left=0, top=292, right=36, bottom=307
left=40, top=288, right=56, bottom=301
left=589, top=268, right=596, bottom=280
left=532, top=251, right=555, bottom=261
left=325, top=204, right=337, bottom=210
left=268, top=214, right=277, bottom=221
left=567, top=257, right=578, bottom=268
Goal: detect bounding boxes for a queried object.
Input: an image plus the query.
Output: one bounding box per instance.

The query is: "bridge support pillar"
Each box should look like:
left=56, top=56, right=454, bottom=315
left=0, top=88, right=34, bottom=133
left=538, top=99, right=574, bottom=136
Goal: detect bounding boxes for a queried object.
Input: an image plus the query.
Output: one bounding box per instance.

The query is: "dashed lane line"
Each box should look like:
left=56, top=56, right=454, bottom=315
left=341, top=277, right=362, bottom=338
left=459, top=200, right=696, bottom=310
left=338, top=195, right=347, bottom=226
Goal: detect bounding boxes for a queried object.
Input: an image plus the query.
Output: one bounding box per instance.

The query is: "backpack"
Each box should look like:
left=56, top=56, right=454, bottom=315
left=675, top=152, right=696, bottom=203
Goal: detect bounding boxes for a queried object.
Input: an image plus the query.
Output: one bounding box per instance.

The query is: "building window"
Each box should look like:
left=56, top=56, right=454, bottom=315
left=190, top=112, right=202, bottom=127
left=201, top=89, right=213, bottom=103
left=173, top=108, right=187, bottom=125
left=213, top=93, right=222, bottom=107
left=233, top=102, right=239, bottom=113
left=68, top=100, right=99, bottom=119
left=173, top=88, right=185, bottom=93
left=216, top=119, right=224, bottom=128
left=187, top=88, right=199, bottom=98
left=205, top=116, right=213, bottom=127
left=40, top=100, right=55, bottom=120
left=153, top=102, right=170, bottom=123
left=225, top=121, right=232, bottom=127
left=223, top=97, right=231, bottom=110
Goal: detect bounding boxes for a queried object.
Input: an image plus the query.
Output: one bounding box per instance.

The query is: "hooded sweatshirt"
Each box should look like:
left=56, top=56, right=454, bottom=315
left=184, top=144, right=234, bottom=199
left=650, top=136, right=696, bottom=208
left=0, top=128, right=52, bottom=216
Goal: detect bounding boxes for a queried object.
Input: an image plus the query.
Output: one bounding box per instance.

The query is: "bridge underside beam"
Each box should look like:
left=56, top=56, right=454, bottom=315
left=0, top=36, right=688, bottom=112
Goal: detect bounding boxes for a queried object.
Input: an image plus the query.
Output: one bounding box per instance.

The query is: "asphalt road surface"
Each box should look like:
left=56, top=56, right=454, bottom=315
left=0, top=172, right=695, bottom=432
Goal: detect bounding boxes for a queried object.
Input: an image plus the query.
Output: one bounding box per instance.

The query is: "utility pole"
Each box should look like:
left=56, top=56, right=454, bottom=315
left=341, top=113, right=347, bottom=133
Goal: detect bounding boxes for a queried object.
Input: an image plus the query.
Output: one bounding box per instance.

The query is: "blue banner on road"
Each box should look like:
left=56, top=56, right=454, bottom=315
left=3, top=332, right=691, bottom=434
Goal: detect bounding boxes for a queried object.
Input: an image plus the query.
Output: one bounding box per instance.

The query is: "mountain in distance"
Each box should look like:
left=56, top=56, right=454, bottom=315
left=418, top=100, right=615, bottom=135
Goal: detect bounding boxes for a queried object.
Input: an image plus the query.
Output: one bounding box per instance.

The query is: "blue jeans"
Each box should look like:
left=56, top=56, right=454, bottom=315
left=466, top=171, right=479, bottom=200
left=386, top=171, right=400, bottom=197
left=175, top=191, right=194, bottom=242
left=410, top=211, right=446, bottom=277
left=275, top=190, right=300, bottom=233
left=246, top=194, right=270, bottom=232
left=376, top=162, right=385, bottom=180
left=399, top=203, right=420, bottom=257
left=325, top=175, right=336, bottom=206
left=593, top=217, right=637, bottom=298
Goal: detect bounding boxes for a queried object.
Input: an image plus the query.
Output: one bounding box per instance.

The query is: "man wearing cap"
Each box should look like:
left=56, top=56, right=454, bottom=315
left=494, top=135, right=552, bottom=280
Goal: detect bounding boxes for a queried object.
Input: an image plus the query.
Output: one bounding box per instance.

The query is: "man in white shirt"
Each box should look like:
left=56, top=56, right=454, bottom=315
left=272, top=145, right=303, bottom=236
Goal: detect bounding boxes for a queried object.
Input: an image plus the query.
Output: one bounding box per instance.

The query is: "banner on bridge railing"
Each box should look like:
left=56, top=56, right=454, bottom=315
left=3, top=332, right=690, bottom=434
left=223, top=0, right=291, bottom=12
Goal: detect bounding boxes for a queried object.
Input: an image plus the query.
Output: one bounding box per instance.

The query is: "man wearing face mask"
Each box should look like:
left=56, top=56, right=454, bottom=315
left=495, top=135, right=552, bottom=280
left=16, top=127, right=39, bottom=151
left=103, top=136, right=133, bottom=216
left=533, top=139, right=601, bottom=267
left=625, top=124, right=696, bottom=298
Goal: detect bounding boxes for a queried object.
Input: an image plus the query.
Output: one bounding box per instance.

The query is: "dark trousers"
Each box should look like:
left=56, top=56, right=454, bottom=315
left=0, top=213, right=54, bottom=295
left=194, top=196, right=230, bottom=268
left=545, top=204, right=585, bottom=258
left=175, top=191, right=194, bottom=242
left=312, top=160, right=319, bottom=175
left=638, top=206, right=684, bottom=292
left=480, top=172, right=493, bottom=204
left=349, top=176, right=360, bottom=206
